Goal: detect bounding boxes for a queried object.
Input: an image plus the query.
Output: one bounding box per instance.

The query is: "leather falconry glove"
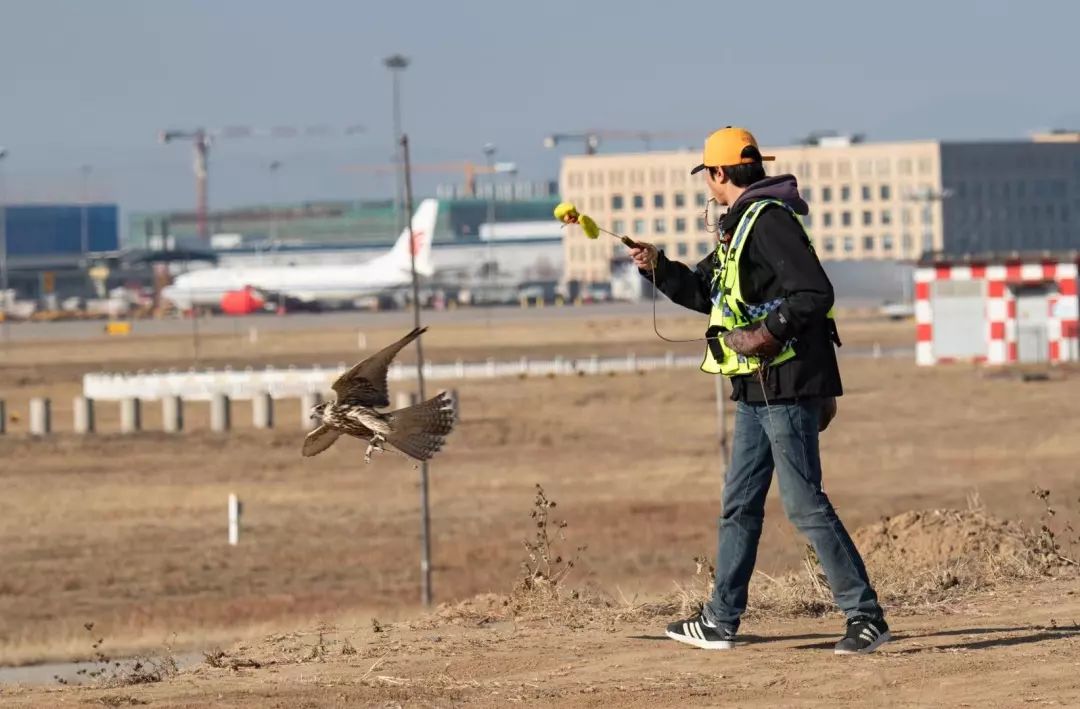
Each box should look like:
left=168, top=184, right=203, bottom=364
left=722, top=321, right=784, bottom=359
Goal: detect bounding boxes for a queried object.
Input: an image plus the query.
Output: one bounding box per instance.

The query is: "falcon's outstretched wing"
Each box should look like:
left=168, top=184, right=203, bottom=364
left=302, top=425, right=342, bottom=457
left=332, top=327, right=426, bottom=407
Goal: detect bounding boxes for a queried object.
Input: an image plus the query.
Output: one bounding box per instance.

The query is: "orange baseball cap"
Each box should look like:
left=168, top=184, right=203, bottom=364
left=690, top=126, right=775, bottom=175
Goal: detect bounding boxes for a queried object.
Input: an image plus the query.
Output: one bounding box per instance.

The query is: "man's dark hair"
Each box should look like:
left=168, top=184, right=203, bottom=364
left=709, top=145, right=766, bottom=187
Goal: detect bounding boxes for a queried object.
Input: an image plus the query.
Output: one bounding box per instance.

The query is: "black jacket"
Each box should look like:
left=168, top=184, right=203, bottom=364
left=646, top=175, right=843, bottom=403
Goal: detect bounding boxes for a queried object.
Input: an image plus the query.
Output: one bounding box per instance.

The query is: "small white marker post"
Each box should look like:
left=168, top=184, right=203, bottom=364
left=357, top=331, right=367, bottom=350
left=248, top=327, right=258, bottom=345
left=228, top=493, right=241, bottom=546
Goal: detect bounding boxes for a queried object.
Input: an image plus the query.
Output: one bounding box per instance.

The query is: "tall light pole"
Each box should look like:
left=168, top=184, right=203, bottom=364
left=268, top=160, right=282, bottom=243
left=401, top=133, right=432, bottom=608
left=0, top=147, right=9, bottom=344
left=79, top=165, right=92, bottom=262
left=482, top=143, right=497, bottom=284
left=384, top=54, right=410, bottom=235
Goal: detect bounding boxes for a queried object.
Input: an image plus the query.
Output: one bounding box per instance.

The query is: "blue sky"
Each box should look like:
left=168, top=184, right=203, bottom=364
left=1, top=0, right=1077, bottom=212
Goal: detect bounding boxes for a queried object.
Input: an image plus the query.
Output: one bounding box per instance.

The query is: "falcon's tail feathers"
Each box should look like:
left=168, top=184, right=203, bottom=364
left=386, top=391, right=457, bottom=462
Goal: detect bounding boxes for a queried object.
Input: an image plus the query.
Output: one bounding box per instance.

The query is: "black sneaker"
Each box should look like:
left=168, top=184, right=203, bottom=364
left=665, top=614, right=736, bottom=650
left=834, top=616, right=891, bottom=654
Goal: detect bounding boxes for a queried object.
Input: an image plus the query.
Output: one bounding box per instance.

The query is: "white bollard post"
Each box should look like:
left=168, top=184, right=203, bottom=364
left=120, top=398, right=142, bottom=434
left=519, top=356, right=529, bottom=376
left=211, top=393, right=231, bottom=433
left=228, top=493, right=241, bottom=546
left=873, top=342, right=883, bottom=360
left=73, top=397, right=95, bottom=434
left=162, top=396, right=184, bottom=433
left=300, top=391, right=323, bottom=430
left=395, top=391, right=417, bottom=410
left=248, top=327, right=258, bottom=345
left=29, top=398, right=51, bottom=436
left=252, top=392, right=274, bottom=429
left=357, top=331, right=367, bottom=350
left=665, top=351, right=676, bottom=369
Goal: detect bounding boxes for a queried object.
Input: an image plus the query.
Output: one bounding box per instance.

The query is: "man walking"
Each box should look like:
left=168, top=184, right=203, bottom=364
left=630, top=126, right=889, bottom=654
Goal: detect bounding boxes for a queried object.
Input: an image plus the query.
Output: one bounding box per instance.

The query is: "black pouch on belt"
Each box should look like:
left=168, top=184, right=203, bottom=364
left=705, top=324, right=726, bottom=363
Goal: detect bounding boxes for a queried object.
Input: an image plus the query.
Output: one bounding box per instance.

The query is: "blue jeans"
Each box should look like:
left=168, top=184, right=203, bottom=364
left=704, top=398, right=883, bottom=630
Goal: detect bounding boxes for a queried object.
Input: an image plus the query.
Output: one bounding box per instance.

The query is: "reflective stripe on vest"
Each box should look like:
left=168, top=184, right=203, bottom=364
left=701, top=198, right=833, bottom=376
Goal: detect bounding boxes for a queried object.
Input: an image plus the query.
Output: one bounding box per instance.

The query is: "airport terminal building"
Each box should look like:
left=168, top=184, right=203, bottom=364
left=558, top=132, right=1080, bottom=297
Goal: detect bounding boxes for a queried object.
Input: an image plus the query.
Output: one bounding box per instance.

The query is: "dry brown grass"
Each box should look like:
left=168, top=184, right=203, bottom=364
left=3, top=314, right=1080, bottom=666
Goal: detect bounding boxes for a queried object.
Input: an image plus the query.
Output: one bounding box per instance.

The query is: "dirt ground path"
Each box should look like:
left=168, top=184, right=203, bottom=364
left=5, top=578, right=1078, bottom=707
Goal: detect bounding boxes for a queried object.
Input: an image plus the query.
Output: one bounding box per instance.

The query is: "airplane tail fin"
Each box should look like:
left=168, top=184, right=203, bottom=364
left=388, top=199, right=437, bottom=277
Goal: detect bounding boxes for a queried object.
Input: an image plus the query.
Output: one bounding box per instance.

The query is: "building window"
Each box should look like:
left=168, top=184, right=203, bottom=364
left=696, top=216, right=706, bottom=232
left=675, top=217, right=687, bottom=233
left=823, top=237, right=835, bottom=254
left=609, top=171, right=623, bottom=186
left=837, top=161, right=851, bottom=178
left=842, top=211, right=852, bottom=227
left=633, top=194, right=644, bottom=209
left=880, top=185, right=891, bottom=200
left=882, top=234, right=894, bottom=251
left=902, top=208, right=912, bottom=225
left=674, top=192, right=686, bottom=208
left=841, top=185, right=851, bottom=202
left=612, top=219, right=625, bottom=234
left=843, top=236, right=854, bottom=253
left=695, top=192, right=707, bottom=207
left=697, top=241, right=710, bottom=256
left=902, top=233, right=913, bottom=252
left=881, top=210, right=892, bottom=225
left=819, top=162, right=833, bottom=179
left=633, top=219, right=645, bottom=235
left=804, top=187, right=812, bottom=202
left=858, top=160, right=872, bottom=177
left=654, top=193, right=665, bottom=209
left=863, top=235, right=875, bottom=251
left=863, top=210, right=873, bottom=226
left=654, top=218, right=667, bottom=234
left=876, top=158, right=891, bottom=176
left=822, top=186, right=833, bottom=202
left=804, top=213, right=813, bottom=228
left=922, top=209, right=933, bottom=225
left=677, top=242, right=689, bottom=257
left=610, top=195, right=624, bottom=210
left=823, top=212, right=833, bottom=227
left=861, top=185, right=871, bottom=201
left=898, top=159, right=912, bottom=176
left=918, top=157, right=933, bottom=175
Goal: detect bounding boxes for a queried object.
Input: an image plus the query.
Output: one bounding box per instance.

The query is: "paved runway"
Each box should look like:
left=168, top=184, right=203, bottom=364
left=0, top=302, right=690, bottom=342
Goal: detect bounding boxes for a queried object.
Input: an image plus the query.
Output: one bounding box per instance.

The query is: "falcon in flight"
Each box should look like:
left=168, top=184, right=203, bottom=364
left=302, top=326, right=456, bottom=463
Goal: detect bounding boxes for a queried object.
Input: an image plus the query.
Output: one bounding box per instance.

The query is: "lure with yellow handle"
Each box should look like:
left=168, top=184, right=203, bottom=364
left=553, top=202, right=643, bottom=249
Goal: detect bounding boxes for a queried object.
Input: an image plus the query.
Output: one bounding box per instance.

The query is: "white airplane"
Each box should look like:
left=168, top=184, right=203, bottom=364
left=162, top=199, right=437, bottom=311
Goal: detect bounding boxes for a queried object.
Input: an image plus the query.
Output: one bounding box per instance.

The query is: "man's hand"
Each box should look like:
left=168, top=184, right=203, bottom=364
left=722, top=321, right=783, bottom=358
left=630, top=242, right=658, bottom=272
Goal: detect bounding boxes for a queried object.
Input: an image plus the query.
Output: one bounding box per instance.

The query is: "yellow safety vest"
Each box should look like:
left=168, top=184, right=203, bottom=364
left=701, top=198, right=833, bottom=376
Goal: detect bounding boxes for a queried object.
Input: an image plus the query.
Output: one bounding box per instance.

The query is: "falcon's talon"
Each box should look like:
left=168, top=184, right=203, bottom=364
left=364, top=434, right=387, bottom=463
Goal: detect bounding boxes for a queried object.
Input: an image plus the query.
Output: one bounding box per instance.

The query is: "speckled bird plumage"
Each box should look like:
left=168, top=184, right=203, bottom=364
left=302, top=327, right=456, bottom=463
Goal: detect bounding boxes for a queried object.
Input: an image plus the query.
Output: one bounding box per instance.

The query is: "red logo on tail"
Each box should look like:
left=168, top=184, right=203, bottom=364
left=410, top=230, right=426, bottom=256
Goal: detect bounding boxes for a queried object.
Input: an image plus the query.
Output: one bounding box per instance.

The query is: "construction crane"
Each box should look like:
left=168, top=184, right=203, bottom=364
left=160, top=123, right=364, bottom=241
left=344, top=160, right=516, bottom=198
left=543, top=129, right=700, bottom=155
